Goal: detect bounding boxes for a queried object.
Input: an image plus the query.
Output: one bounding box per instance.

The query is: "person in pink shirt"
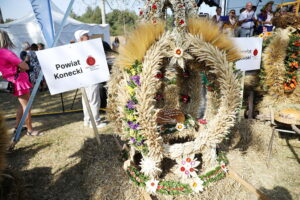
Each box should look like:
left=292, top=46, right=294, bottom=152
left=0, top=30, right=41, bottom=136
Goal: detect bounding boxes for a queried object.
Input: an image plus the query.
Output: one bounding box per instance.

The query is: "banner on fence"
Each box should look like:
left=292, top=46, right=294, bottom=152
left=36, top=38, right=110, bottom=95
left=232, top=37, right=263, bottom=71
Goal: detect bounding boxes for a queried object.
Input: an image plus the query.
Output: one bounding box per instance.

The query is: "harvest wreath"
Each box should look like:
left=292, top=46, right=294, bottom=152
left=258, top=27, right=300, bottom=115
left=283, top=32, right=300, bottom=92
left=107, top=0, right=242, bottom=196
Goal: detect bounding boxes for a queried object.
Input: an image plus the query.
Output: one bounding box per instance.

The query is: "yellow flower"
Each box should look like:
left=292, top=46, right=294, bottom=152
left=127, top=114, right=137, bottom=121
left=266, top=32, right=272, bottom=36
left=130, top=69, right=137, bottom=76
left=258, top=33, right=264, bottom=38
left=127, top=86, right=135, bottom=96
left=176, top=123, right=185, bottom=131
left=129, top=129, right=135, bottom=135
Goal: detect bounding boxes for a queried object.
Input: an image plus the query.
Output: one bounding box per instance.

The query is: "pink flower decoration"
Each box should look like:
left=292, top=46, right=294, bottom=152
left=198, top=119, right=207, bottom=125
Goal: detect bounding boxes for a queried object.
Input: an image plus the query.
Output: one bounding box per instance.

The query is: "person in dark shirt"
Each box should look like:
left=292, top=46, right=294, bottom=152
left=37, top=43, right=45, bottom=50
left=257, top=1, right=274, bottom=34
left=20, top=42, right=31, bottom=78
left=20, top=42, right=30, bottom=61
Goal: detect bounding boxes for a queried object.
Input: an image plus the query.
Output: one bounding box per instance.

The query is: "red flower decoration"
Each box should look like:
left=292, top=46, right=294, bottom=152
left=155, top=94, right=164, bottom=101
left=293, top=41, right=300, bottom=46
left=181, top=95, right=190, bottom=103
left=183, top=72, right=189, bottom=78
left=207, top=86, right=213, bottom=92
left=139, top=11, right=143, bottom=16
left=180, top=167, right=185, bottom=172
left=179, top=19, right=185, bottom=25
left=155, top=73, right=164, bottom=79
left=198, top=119, right=208, bottom=125
left=152, top=4, right=157, bottom=9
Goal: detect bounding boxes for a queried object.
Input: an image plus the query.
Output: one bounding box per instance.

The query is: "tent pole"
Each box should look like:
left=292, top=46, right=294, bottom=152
left=100, top=0, right=106, bottom=24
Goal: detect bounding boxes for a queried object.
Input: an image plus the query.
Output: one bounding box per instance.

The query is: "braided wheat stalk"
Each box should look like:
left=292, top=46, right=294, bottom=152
left=135, top=33, right=170, bottom=162
left=163, top=35, right=241, bottom=171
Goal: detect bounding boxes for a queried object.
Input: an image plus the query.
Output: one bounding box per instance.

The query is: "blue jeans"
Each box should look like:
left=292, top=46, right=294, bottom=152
left=240, top=27, right=254, bottom=37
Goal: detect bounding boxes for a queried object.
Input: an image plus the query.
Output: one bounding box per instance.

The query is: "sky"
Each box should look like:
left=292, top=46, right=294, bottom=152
left=0, top=0, right=216, bottom=21
left=0, top=0, right=296, bottom=21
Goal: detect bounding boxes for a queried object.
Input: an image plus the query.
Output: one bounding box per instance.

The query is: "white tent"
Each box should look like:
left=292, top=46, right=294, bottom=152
left=0, top=3, right=110, bottom=55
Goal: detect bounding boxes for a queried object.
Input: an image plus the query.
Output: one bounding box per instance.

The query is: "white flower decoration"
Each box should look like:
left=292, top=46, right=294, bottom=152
left=190, top=177, right=204, bottom=193
left=220, top=161, right=228, bottom=173
left=167, top=39, right=193, bottom=69
left=175, top=123, right=185, bottom=131
left=146, top=179, right=159, bottom=194
left=188, top=119, right=195, bottom=126
left=140, top=157, right=162, bottom=177
left=176, top=154, right=200, bottom=179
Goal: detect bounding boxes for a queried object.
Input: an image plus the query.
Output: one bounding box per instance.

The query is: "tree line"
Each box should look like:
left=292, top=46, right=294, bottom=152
left=70, top=6, right=138, bottom=36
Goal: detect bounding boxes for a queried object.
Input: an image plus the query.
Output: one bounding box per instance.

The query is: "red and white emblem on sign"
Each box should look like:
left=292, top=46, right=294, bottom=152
left=86, top=56, right=96, bottom=66
left=253, top=49, right=258, bottom=56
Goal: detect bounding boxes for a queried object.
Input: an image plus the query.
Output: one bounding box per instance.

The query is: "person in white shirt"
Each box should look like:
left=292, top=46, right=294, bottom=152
left=74, top=30, right=107, bottom=129
left=212, top=7, right=223, bottom=29
left=239, top=2, right=257, bottom=37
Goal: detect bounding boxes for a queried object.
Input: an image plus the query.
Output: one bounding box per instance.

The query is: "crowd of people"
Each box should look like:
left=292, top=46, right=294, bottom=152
left=211, top=1, right=299, bottom=37
left=19, top=41, right=48, bottom=91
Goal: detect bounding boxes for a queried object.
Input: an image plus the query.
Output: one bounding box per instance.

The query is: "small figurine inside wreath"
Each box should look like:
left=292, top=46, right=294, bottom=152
left=107, top=0, right=241, bottom=196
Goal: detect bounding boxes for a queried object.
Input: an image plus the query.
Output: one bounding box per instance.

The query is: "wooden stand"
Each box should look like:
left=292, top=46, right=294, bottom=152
left=81, top=88, right=101, bottom=146
left=228, top=167, right=269, bottom=200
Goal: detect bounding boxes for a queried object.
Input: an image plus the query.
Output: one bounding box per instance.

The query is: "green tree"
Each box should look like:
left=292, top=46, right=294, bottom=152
left=107, top=9, right=138, bottom=36
left=70, top=7, right=138, bottom=36
left=4, top=18, right=14, bottom=23
left=70, top=10, right=77, bottom=19
left=76, top=6, right=101, bottom=24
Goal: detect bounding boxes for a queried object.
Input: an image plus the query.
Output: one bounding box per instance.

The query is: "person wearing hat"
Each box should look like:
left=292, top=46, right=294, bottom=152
left=223, top=9, right=238, bottom=37
left=257, top=1, right=274, bottom=34
left=74, top=30, right=107, bottom=129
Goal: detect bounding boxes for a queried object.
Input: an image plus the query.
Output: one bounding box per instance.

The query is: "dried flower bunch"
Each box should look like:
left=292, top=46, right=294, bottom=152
left=107, top=0, right=241, bottom=196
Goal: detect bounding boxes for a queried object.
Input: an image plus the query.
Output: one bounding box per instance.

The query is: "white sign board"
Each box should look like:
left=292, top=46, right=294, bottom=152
left=231, top=37, right=263, bottom=71
left=36, top=38, right=110, bottom=95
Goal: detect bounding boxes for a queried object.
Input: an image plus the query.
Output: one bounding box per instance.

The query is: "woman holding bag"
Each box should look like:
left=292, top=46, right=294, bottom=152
left=0, top=30, right=41, bottom=136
